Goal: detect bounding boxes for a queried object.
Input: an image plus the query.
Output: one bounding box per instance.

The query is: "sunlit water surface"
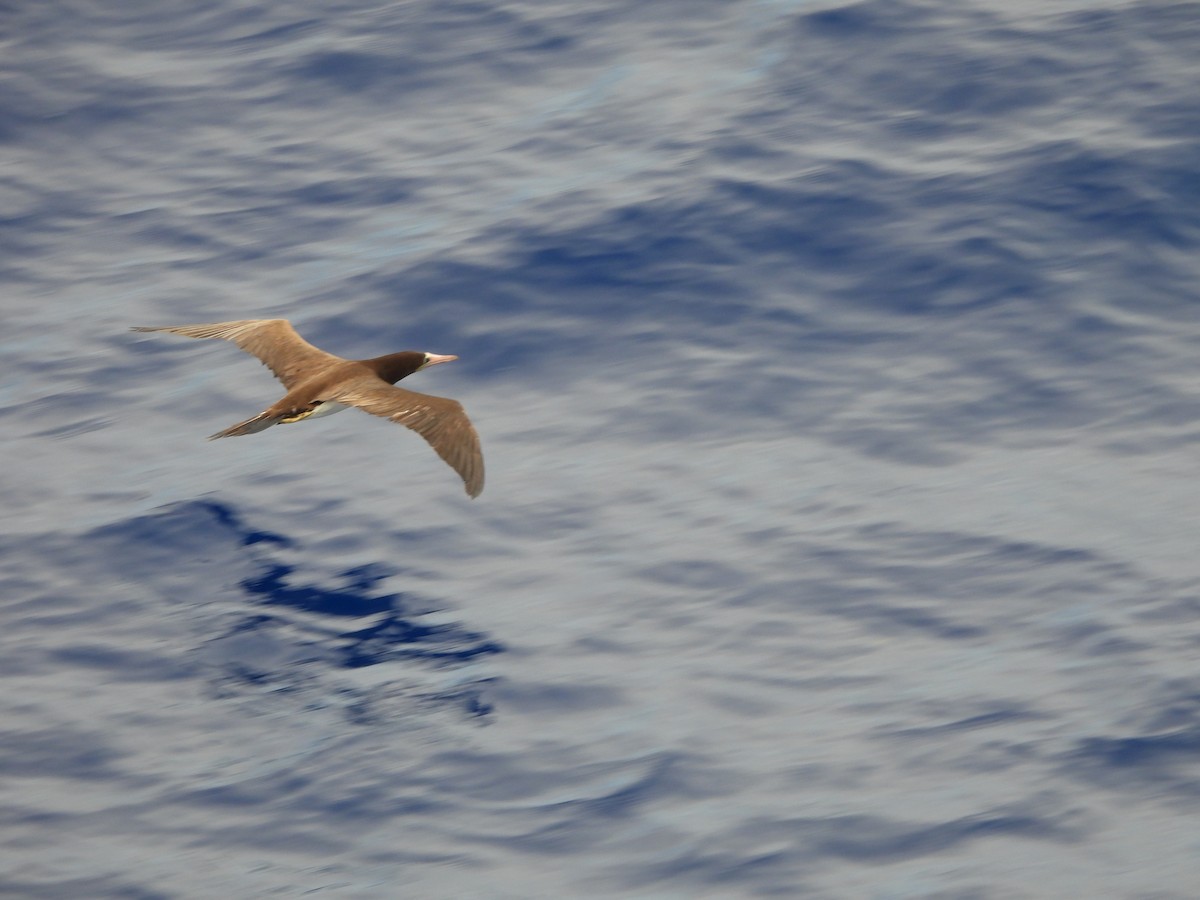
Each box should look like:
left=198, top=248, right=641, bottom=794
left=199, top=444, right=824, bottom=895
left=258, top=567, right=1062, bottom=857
left=3, top=1, right=1200, bottom=896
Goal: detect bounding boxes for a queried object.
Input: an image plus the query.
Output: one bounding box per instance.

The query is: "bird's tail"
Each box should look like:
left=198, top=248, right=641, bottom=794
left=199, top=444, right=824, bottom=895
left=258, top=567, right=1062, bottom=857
left=208, top=412, right=281, bottom=440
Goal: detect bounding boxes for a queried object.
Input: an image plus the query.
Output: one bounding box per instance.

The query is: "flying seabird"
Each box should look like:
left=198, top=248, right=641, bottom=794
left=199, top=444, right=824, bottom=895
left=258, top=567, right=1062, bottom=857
left=132, top=319, right=484, bottom=497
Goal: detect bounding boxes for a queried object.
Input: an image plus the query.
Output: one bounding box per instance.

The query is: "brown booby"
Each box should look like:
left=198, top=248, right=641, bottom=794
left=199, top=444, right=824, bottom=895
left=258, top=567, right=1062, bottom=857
left=132, top=319, right=483, bottom=497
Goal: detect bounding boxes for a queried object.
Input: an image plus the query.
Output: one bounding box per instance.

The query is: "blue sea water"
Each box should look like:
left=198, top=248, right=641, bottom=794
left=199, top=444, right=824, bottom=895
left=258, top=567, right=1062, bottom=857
left=3, top=0, right=1200, bottom=896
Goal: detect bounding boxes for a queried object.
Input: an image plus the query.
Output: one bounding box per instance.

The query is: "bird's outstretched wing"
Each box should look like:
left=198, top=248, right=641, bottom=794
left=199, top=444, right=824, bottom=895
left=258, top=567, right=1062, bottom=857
left=330, top=375, right=484, bottom=498
left=131, top=319, right=343, bottom=389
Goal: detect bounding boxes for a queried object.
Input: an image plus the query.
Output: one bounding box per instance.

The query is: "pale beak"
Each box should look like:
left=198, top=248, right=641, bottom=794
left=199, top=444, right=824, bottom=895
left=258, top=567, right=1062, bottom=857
left=423, top=353, right=458, bottom=368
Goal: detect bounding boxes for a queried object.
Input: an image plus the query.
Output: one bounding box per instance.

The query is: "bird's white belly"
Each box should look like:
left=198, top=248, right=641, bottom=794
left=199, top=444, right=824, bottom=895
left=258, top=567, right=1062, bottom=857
left=308, top=401, right=349, bottom=419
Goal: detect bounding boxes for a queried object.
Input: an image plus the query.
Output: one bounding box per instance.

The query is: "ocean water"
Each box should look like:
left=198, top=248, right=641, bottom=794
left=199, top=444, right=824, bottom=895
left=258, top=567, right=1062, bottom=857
left=3, top=0, right=1200, bottom=896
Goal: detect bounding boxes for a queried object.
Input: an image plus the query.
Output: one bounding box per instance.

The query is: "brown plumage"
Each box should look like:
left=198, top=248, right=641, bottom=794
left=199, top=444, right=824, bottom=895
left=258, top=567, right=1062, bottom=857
left=132, top=319, right=484, bottom=498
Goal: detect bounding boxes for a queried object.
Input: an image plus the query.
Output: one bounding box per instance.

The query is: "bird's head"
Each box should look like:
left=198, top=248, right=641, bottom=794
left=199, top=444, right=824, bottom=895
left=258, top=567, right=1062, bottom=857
left=369, top=351, right=458, bottom=384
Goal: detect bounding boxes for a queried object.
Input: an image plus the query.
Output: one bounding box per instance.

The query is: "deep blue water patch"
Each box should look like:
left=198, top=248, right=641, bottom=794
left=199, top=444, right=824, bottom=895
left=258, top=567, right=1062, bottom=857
left=75, top=500, right=504, bottom=721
